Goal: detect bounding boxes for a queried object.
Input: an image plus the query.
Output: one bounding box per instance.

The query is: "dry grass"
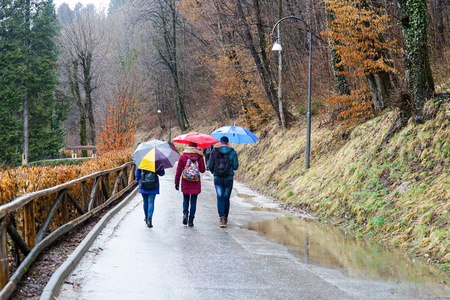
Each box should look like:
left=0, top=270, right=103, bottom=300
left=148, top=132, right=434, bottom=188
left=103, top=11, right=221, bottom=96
left=235, top=102, right=450, bottom=273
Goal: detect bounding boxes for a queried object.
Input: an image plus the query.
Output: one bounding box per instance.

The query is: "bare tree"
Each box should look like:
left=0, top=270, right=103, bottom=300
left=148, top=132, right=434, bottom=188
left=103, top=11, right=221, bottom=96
left=58, top=5, right=107, bottom=148
left=235, top=0, right=281, bottom=124
left=130, top=0, right=189, bottom=132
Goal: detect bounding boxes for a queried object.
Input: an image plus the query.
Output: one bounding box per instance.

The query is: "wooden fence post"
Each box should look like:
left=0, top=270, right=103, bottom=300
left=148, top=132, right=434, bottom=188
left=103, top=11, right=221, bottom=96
left=0, top=217, right=9, bottom=289
left=128, top=165, right=135, bottom=185
left=61, top=190, right=69, bottom=224
left=81, top=181, right=88, bottom=212
left=24, top=202, right=35, bottom=249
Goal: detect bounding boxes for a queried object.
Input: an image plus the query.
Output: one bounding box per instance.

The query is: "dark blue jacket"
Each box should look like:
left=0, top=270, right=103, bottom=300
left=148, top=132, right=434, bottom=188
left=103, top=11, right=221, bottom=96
left=135, top=168, right=165, bottom=194
left=208, top=145, right=239, bottom=180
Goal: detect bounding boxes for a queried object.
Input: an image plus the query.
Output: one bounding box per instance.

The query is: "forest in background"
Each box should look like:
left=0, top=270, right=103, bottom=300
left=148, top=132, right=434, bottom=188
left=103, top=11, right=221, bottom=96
left=0, top=0, right=449, bottom=166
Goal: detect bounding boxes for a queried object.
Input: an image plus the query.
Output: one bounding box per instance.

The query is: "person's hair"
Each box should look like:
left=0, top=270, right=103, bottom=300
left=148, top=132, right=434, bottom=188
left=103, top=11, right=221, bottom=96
left=188, top=142, right=197, bottom=147
left=220, top=136, right=229, bottom=144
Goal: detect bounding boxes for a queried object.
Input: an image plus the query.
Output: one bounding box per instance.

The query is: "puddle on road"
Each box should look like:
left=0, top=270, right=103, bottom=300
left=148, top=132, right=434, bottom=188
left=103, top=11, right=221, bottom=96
left=236, top=193, right=256, bottom=199
left=251, top=207, right=281, bottom=212
left=244, top=216, right=449, bottom=296
left=237, top=193, right=282, bottom=212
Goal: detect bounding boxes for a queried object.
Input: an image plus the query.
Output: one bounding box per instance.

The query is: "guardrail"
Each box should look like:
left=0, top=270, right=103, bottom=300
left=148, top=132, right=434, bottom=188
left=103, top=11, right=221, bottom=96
left=0, top=162, right=137, bottom=299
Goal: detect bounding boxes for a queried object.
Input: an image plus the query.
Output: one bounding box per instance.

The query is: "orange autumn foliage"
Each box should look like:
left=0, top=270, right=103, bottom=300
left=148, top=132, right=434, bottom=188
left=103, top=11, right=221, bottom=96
left=0, top=150, right=132, bottom=233
left=98, top=95, right=140, bottom=152
left=327, top=88, right=373, bottom=126
left=0, top=150, right=132, bottom=205
left=323, top=0, right=396, bottom=77
left=323, top=0, right=397, bottom=125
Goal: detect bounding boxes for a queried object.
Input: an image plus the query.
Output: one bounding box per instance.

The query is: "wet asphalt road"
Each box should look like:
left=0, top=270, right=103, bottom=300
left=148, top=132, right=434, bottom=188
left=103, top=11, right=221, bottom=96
left=56, top=167, right=445, bottom=300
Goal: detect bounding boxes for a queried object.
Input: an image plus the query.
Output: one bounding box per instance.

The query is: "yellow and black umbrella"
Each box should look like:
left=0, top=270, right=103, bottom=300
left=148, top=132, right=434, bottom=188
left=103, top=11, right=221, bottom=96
left=132, top=140, right=180, bottom=172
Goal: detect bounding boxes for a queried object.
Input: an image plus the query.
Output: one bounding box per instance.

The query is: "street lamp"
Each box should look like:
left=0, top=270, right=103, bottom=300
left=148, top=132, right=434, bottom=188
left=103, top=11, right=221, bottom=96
left=272, top=16, right=313, bottom=170
left=157, top=100, right=173, bottom=142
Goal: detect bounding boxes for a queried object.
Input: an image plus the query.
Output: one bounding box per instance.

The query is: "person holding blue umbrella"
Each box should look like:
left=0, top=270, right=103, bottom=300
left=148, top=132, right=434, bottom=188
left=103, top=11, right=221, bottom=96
left=208, top=136, right=239, bottom=228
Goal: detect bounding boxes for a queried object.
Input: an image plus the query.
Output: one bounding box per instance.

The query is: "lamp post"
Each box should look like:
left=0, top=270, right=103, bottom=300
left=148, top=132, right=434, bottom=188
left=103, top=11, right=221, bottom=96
left=157, top=100, right=173, bottom=142
left=272, top=16, right=312, bottom=170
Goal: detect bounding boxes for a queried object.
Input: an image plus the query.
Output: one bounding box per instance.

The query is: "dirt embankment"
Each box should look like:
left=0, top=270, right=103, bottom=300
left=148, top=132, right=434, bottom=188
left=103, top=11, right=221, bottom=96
left=235, top=105, right=449, bottom=273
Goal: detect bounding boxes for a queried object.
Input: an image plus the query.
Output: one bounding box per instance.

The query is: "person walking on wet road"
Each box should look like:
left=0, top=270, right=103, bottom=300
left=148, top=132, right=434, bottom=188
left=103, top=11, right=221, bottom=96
left=208, top=136, right=239, bottom=228
left=135, top=166, right=165, bottom=228
left=203, top=145, right=214, bottom=168
left=174, top=142, right=206, bottom=227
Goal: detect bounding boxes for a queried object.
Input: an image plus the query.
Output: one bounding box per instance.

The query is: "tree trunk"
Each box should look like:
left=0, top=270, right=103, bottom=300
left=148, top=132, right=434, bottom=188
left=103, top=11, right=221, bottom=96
left=366, top=72, right=391, bottom=112
left=69, top=60, right=87, bottom=149
left=156, top=0, right=188, bottom=132
left=22, top=94, right=29, bottom=165
left=80, top=51, right=96, bottom=147
left=79, top=113, right=87, bottom=149
left=235, top=0, right=281, bottom=124
left=22, top=0, right=31, bottom=165
left=171, top=0, right=187, bottom=132
left=433, top=0, right=446, bottom=47
left=397, top=0, right=435, bottom=122
left=363, top=0, right=393, bottom=112
left=277, top=0, right=286, bottom=128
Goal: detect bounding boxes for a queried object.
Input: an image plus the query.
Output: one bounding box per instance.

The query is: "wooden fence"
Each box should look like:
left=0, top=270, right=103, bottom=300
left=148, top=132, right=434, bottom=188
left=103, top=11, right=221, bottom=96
left=0, top=162, right=137, bottom=299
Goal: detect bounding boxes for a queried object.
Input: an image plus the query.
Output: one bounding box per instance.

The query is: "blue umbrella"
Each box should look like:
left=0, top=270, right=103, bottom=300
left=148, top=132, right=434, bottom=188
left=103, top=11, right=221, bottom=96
left=211, top=126, right=259, bottom=144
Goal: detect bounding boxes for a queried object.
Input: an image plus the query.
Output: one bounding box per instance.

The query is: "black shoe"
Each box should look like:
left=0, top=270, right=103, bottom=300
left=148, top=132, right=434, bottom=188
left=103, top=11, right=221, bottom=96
left=183, top=210, right=188, bottom=225
left=188, top=217, right=194, bottom=227
left=146, top=217, right=153, bottom=228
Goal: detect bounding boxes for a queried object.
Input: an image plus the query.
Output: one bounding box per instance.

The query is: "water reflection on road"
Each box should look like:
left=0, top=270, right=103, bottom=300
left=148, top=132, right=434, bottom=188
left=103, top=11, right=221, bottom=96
left=243, top=216, right=449, bottom=297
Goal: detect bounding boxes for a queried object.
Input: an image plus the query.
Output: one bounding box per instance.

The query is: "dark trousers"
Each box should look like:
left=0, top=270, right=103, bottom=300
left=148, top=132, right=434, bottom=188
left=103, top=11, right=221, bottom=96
left=183, top=194, right=198, bottom=218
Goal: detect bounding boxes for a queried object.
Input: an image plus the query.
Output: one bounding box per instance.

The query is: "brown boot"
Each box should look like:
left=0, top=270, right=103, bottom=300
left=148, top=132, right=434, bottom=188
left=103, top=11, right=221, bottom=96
left=219, top=218, right=226, bottom=228
left=225, top=217, right=228, bottom=224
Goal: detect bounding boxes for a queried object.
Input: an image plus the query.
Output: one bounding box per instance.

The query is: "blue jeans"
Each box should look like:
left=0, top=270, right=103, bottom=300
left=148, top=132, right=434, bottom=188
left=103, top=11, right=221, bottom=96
left=214, top=178, right=233, bottom=218
left=183, top=194, right=198, bottom=218
left=142, top=193, right=156, bottom=218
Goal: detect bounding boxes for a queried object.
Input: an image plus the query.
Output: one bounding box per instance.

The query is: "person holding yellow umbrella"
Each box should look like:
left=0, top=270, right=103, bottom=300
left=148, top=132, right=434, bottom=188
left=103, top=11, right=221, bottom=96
left=132, top=140, right=180, bottom=228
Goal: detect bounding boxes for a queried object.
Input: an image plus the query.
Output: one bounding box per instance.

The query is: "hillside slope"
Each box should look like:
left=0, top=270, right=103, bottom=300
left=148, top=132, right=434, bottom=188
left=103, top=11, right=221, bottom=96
left=234, top=103, right=449, bottom=273
left=145, top=102, right=449, bottom=273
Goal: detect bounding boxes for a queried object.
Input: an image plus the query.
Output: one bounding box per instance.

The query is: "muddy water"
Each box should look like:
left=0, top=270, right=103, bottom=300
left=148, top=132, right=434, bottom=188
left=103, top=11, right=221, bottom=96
left=243, top=215, right=450, bottom=297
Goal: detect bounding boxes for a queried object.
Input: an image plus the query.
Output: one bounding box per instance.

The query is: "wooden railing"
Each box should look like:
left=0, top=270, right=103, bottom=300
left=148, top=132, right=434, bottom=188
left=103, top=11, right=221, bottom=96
left=0, top=162, right=137, bottom=299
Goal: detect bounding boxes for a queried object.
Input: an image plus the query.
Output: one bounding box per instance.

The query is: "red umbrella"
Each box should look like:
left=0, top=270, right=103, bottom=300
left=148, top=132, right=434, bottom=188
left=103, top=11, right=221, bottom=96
left=172, top=132, right=219, bottom=148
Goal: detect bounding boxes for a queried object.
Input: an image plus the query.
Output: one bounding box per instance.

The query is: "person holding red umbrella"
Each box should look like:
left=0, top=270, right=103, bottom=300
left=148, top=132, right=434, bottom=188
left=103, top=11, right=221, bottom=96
left=174, top=142, right=206, bottom=227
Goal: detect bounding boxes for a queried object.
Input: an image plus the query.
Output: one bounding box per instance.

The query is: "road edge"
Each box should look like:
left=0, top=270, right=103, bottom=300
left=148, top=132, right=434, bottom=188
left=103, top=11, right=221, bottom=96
left=39, top=187, right=139, bottom=300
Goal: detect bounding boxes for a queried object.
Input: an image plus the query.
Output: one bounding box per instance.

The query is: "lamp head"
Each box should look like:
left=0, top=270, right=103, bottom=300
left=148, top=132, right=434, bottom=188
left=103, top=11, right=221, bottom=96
left=272, top=41, right=282, bottom=51
left=157, top=109, right=162, bottom=114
